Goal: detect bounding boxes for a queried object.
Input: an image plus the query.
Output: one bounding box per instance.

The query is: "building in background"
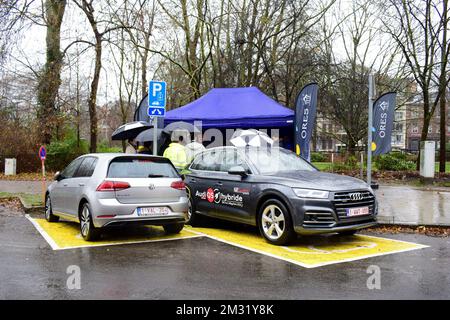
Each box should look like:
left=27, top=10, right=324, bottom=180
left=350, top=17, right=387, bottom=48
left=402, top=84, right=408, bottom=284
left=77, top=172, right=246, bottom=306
left=405, top=91, right=450, bottom=151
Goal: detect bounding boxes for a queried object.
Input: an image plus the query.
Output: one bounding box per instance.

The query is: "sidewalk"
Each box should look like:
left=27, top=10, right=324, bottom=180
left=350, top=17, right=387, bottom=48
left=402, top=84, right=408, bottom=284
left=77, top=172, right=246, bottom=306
left=0, top=180, right=43, bottom=194
left=375, top=185, right=450, bottom=226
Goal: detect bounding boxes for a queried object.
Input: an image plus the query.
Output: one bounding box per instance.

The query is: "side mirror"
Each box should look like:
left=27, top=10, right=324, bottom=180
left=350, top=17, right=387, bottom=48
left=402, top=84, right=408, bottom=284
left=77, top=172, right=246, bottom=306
left=228, top=166, right=247, bottom=177
left=54, top=171, right=63, bottom=181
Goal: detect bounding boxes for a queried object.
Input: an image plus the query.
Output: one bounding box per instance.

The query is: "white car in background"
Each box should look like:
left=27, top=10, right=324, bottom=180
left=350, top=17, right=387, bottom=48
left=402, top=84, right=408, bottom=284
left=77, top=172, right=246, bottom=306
left=45, top=153, right=188, bottom=241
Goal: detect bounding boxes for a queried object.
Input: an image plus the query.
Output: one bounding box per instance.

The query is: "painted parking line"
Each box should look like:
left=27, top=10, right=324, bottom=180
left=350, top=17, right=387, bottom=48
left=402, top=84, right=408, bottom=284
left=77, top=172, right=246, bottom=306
left=185, top=226, right=429, bottom=268
left=26, top=215, right=202, bottom=250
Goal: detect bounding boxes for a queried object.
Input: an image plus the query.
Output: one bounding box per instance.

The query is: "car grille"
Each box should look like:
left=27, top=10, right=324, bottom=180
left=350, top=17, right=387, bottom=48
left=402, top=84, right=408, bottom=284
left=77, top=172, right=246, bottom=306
left=332, top=190, right=376, bottom=219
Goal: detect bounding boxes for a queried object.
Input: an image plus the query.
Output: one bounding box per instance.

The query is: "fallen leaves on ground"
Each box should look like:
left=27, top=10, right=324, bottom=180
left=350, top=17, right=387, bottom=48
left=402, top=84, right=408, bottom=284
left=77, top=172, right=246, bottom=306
left=366, top=224, right=449, bottom=237
left=0, top=198, right=24, bottom=214
left=0, top=172, right=55, bottom=181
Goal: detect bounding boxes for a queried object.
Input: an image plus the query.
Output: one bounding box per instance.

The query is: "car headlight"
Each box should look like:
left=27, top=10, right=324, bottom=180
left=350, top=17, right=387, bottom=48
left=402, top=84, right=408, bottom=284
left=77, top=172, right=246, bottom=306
left=293, top=188, right=329, bottom=199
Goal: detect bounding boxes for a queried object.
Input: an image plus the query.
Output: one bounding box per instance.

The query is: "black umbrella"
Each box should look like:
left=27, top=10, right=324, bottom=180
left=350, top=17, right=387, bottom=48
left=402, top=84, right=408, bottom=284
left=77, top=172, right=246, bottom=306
left=111, top=121, right=153, bottom=141
left=134, top=128, right=168, bottom=143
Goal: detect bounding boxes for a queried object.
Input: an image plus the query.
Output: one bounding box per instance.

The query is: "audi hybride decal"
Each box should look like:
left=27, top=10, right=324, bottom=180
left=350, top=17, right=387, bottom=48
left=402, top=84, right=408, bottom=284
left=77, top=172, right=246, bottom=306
left=184, top=147, right=378, bottom=245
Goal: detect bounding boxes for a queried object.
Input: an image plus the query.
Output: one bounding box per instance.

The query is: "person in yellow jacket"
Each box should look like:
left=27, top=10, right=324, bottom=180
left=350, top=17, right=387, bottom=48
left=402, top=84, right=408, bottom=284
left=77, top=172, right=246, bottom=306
left=163, top=136, right=188, bottom=170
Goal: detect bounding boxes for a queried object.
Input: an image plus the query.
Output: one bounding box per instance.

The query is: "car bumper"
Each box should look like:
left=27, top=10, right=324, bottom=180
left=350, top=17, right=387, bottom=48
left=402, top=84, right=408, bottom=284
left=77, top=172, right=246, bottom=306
left=294, top=220, right=377, bottom=235
left=287, top=195, right=378, bottom=235
left=90, top=197, right=189, bottom=228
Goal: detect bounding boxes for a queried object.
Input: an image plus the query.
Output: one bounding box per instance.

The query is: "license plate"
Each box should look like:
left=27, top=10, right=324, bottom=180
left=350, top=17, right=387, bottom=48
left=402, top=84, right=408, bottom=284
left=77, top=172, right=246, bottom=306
left=137, top=207, right=170, bottom=216
left=346, top=206, right=369, bottom=217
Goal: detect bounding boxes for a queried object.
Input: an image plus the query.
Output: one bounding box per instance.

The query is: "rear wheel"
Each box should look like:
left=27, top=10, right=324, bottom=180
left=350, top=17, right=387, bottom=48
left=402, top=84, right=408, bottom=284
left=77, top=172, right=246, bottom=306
left=338, top=230, right=357, bottom=236
left=80, top=203, right=100, bottom=241
left=45, top=195, right=59, bottom=222
left=163, top=223, right=184, bottom=234
left=258, top=199, right=296, bottom=245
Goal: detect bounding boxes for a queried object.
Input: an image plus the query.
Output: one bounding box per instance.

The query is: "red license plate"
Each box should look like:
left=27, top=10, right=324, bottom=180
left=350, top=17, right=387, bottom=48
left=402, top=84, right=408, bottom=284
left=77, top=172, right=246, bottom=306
left=346, top=206, right=369, bottom=217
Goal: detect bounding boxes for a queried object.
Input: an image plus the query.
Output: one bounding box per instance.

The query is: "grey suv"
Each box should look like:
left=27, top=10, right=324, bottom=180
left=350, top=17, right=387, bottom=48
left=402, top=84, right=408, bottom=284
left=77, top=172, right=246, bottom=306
left=185, top=147, right=377, bottom=245
left=45, top=153, right=188, bottom=241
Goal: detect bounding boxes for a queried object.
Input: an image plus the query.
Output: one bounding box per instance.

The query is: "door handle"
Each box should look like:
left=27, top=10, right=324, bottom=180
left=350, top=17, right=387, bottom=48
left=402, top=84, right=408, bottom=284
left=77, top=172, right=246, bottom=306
left=63, top=183, right=68, bottom=187
left=216, top=182, right=223, bottom=186
left=79, top=183, right=85, bottom=187
left=190, top=179, right=197, bottom=183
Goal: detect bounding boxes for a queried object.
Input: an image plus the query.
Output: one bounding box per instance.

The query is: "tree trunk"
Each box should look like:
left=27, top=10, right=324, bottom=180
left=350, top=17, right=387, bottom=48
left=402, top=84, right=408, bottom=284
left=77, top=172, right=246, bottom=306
left=89, top=35, right=102, bottom=153
left=37, top=0, right=66, bottom=144
left=439, top=0, right=448, bottom=173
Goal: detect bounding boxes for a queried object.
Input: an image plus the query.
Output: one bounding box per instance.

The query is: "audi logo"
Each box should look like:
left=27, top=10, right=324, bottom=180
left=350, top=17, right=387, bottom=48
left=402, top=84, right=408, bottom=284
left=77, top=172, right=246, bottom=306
left=348, top=192, right=363, bottom=201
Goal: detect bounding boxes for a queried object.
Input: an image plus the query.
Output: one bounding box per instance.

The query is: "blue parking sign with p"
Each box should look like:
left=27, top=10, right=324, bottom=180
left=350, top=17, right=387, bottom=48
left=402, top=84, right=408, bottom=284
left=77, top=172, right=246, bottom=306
left=148, top=80, right=166, bottom=117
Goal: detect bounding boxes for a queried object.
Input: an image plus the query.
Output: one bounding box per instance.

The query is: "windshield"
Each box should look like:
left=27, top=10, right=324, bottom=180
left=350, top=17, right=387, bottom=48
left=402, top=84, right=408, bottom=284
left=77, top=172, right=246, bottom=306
left=245, top=147, right=316, bottom=174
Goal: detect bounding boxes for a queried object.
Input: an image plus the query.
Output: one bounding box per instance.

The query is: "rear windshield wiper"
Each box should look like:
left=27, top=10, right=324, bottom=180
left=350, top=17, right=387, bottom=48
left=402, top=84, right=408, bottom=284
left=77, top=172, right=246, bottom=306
left=148, top=174, right=166, bottom=178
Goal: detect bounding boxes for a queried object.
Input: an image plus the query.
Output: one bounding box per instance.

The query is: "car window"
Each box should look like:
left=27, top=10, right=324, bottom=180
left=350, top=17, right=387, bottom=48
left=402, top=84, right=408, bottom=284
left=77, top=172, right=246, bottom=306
left=74, top=157, right=98, bottom=177
left=219, top=149, right=250, bottom=172
left=61, top=158, right=84, bottom=178
left=247, top=147, right=316, bottom=174
left=108, top=157, right=179, bottom=178
left=191, top=150, right=222, bottom=171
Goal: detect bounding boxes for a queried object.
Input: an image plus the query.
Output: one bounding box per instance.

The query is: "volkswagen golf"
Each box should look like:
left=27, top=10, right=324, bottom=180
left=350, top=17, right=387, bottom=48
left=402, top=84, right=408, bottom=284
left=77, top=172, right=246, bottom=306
left=185, top=146, right=377, bottom=245
left=45, top=153, right=188, bottom=241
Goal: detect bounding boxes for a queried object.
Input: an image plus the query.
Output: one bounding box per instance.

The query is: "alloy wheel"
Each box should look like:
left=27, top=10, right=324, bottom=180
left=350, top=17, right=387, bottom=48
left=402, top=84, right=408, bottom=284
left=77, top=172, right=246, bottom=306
left=80, top=206, right=90, bottom=237
left=45, top=197, right=51, bottom=220
left=187, top=199, right=193, bottom=221
left=261, top=204, right=286, bottom=240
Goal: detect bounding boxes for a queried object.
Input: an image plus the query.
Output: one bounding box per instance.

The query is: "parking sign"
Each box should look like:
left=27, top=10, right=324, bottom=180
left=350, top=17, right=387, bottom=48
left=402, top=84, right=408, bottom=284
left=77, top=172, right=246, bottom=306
left=148, top=80, right=166, bottom=117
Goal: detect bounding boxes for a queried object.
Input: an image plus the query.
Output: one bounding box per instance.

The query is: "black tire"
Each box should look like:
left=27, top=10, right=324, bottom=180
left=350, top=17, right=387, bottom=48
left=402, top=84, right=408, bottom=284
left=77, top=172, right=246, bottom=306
left=79, top=203, right=100, bottom=241
left=258, top=199, right=296, bottom=245
left=186, top=197, right=202, bottom=226
left=163, top=223, right=185, bottom=234
left=338, top=229, right=358, bottom=236
left=45, top=194, right=59, bottom=222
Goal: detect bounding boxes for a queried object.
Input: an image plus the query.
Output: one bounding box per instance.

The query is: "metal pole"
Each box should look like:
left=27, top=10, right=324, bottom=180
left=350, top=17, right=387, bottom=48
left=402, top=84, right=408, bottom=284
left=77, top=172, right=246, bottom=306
left=153, top=117, right=158, bottom=155
left=367, top=73, right=374, bottom=185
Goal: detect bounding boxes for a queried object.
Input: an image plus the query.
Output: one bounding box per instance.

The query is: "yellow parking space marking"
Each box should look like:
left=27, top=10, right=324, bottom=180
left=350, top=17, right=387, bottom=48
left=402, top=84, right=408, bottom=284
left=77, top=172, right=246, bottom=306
left=26, top=215, right=202, bottom=250
left=186, top=226, right=429, bottom=268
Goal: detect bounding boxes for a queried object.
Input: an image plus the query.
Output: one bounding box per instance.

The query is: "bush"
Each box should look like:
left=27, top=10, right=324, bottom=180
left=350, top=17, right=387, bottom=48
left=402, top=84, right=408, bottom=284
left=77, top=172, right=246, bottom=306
left=97, top=141, right=122, bottom=153
left=374, top=152, right=416, bottom=171
left=46, top=137, right=89, bottom=171
left=310, top=152, right=327, bottom=162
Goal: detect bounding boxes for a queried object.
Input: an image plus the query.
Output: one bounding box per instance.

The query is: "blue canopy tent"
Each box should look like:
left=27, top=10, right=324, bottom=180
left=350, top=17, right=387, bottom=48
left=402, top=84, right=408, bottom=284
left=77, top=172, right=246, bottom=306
left=164, top=87, right=294, bottom=128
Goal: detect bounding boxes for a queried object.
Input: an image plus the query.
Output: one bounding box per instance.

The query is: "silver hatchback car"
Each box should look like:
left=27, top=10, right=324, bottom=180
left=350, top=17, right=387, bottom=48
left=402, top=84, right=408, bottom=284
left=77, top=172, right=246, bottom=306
left=45, top=153, right=188, bottom=241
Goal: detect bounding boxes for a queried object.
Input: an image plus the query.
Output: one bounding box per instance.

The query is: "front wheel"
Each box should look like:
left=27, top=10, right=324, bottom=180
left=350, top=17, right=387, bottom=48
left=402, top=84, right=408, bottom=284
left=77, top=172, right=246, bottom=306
left=258, top=199, right=296, bottom=245
left=45, top=195, right=59, bottom=222
left=163, top=223, right=184, bottom=234
left=186, top=198, right=201, bottom=226
left=80, top=203, right=100, bottom=241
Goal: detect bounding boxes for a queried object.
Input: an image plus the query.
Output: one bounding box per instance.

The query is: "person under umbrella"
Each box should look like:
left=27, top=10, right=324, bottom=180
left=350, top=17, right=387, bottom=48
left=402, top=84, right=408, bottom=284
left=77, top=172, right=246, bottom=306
left=185, top=132, right=205, bottom=163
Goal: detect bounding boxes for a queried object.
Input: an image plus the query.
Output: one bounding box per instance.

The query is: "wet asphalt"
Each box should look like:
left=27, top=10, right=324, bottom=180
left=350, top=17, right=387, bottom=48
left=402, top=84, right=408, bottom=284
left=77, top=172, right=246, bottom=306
left=0, top=208, right=449, bottom=300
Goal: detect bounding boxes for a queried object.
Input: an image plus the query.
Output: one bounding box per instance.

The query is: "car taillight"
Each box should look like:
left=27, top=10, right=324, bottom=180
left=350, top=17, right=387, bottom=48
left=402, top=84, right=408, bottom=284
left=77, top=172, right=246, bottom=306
left=170, top=180, right=185, bottom=190
left=96, top=181, right=130, bottom=191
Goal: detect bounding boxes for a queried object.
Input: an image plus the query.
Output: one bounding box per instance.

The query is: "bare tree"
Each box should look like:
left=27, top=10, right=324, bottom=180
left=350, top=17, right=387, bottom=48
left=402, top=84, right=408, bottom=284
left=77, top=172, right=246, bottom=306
left=382, top=0, right=450, bottom=168
left=438, top=0, right=449, bottom=172
left=36, top=0, right=67, bottom=144
left=72, top=0, right=126, bottom=152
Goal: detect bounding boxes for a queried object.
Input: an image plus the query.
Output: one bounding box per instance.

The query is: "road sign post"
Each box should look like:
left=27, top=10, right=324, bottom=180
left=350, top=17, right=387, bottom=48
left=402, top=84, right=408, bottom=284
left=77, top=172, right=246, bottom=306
left=38, top=146, right=47, bottom=204
left=148, top=80, right=167, bottom=155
